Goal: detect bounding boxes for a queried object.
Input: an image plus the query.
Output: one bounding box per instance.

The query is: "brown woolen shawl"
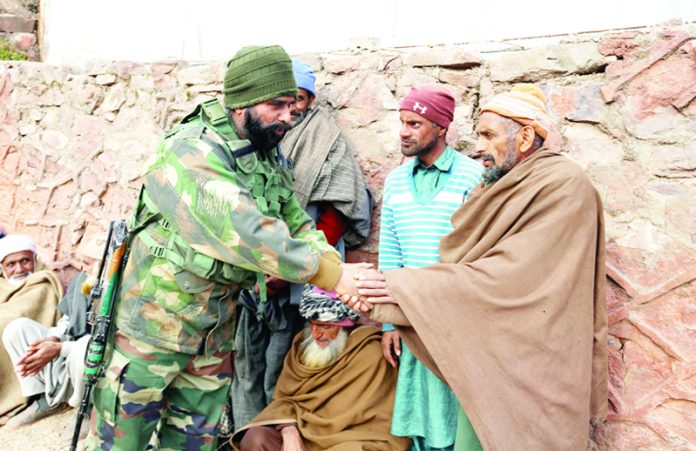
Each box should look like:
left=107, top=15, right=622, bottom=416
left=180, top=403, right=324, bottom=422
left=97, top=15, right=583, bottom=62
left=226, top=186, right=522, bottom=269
left=232, top=326, right=410, bottom=451
left=0, top=269, right=62, bottom=416
left=372, top=149, right=608, bottom=450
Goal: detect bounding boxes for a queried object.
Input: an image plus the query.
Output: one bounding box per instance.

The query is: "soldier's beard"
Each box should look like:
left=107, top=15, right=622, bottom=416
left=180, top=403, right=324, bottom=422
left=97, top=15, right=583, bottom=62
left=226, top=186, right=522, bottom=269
left=299, top=327, right=348, bottom=369
left=244, top=108, right=292, bottom=153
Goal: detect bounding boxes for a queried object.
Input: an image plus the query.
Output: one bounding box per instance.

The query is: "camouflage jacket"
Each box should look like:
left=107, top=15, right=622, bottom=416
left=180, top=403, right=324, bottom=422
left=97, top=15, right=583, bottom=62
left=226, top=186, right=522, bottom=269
left=115, top=100, right=341, bottom=355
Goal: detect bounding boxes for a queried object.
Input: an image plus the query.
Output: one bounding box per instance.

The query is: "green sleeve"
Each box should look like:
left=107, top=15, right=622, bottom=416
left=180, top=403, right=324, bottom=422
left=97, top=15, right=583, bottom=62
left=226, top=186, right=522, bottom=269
left=143, top=135, right=329, bottom=284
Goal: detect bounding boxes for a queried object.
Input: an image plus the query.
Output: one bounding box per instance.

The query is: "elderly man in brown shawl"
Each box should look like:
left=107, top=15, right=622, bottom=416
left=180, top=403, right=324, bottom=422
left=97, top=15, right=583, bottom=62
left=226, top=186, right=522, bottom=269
left=347, top=85, right=608, bottom=451
left=230, top=59, right=374, bottom=432
left=0, top=234, right=61, bottom=422
left=232, top=287, right=410, bottom=451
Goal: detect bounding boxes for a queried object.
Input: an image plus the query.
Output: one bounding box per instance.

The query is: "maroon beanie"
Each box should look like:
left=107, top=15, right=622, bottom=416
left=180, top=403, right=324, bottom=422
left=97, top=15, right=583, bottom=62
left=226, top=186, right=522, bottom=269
left=399, top=84, right=455, bottom=128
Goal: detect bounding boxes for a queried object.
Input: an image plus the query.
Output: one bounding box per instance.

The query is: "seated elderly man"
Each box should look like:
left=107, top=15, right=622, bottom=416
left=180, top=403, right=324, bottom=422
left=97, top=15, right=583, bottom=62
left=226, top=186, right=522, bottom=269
left=3, top=269, right=91, bottom=428
left=0, top=234, right=62, bottom=421
left=232, top=287, right=410, bottom=451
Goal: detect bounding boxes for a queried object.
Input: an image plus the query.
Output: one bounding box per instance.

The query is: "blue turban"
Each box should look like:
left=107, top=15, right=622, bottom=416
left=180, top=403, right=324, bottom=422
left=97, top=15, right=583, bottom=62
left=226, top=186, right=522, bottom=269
left=292, top=60, right=316, bottom=96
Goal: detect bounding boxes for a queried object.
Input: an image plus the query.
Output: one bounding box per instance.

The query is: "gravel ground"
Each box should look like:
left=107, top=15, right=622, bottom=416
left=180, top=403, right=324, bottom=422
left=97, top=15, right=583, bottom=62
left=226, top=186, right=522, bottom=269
left=0, top=407, right=83, bottom=451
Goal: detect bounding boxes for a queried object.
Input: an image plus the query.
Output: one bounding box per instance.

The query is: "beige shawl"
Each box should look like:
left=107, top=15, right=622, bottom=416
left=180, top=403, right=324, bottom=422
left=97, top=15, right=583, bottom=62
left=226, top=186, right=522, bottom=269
left=373, top=149, right=607, bottom=450
left=0, top=269, right=62, bottom=416
left=232, top=326, right=410, bottom=451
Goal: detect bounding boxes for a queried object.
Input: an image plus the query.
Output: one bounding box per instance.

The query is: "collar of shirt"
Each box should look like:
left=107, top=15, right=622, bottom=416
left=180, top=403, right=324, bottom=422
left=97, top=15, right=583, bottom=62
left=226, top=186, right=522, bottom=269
left=412, top=145, right=455, bottom=175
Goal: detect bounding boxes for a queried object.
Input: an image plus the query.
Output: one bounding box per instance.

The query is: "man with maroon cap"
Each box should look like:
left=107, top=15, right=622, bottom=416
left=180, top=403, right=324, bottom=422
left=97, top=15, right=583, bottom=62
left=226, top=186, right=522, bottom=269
left=350, top=85, right=607, bottom=450
left=378, top=85, right=483, bottom=450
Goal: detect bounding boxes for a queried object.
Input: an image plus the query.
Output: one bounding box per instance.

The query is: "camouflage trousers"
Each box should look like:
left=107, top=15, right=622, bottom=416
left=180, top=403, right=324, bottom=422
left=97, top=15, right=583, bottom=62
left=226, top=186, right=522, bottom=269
left=84, top=332, right=233, bottom=451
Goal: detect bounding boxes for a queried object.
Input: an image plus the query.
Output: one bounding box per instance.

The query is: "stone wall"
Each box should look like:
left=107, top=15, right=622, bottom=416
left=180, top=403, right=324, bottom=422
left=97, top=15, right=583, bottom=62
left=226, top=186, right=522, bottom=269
left=1, top=22, right=695, bottom=449
left=0, top=0, right=37, bottom=60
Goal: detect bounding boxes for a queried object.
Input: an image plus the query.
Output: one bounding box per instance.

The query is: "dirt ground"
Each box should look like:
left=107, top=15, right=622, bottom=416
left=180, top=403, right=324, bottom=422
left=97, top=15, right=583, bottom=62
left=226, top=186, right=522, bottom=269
left=0, top=407, right=81, bottom=451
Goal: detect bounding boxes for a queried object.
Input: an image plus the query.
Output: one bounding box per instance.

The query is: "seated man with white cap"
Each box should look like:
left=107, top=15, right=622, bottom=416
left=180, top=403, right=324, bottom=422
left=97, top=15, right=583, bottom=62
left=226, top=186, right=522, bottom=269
left=232, top=286, right=410, bottom=451
left=0, top=234, right=90, bottom=429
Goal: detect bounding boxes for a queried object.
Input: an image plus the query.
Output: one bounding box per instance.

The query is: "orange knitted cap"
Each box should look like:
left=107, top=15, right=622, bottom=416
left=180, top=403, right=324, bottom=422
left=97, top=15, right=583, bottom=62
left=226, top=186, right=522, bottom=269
left=480, top=85, right=552, bottom=139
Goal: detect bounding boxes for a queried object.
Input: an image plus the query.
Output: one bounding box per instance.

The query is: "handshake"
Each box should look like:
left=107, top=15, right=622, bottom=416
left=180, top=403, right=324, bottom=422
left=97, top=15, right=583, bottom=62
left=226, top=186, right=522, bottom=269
left=334, top=263, right=396, bottom=313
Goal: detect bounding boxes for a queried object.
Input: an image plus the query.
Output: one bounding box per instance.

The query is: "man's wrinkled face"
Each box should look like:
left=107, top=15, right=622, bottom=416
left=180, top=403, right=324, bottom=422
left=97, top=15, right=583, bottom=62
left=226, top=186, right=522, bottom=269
left=309, top=320, right=342, bottom=348
left=1, top=250, right=36, bottom=279
left=399, top=110, right=440, bottom=158
left=242, top=95, right=295, bottom=151
left=300, top=321, right=349, bottom=369
left=475, top=112, right=521, bottom=185
left=290, top=88, right=314, bottom=127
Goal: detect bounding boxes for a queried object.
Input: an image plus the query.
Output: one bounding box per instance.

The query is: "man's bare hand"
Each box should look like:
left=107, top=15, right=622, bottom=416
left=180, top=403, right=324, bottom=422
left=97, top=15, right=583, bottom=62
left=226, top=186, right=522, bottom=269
left=334, top=262, right=374, bottom=298
left=355, top=272, right=398, bottom=304
left=280, top=424, right=305, bottom=451
left=381, top=330, right=401, bottom=368
left=16, top=336, right=61, bottom=377
left=339, top=293, right=373, bottom=314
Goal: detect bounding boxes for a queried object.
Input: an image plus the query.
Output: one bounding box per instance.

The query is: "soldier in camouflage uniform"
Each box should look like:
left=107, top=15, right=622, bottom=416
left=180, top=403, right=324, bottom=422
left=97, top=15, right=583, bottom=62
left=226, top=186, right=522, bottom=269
left=84, top=45, right=370, bottom=451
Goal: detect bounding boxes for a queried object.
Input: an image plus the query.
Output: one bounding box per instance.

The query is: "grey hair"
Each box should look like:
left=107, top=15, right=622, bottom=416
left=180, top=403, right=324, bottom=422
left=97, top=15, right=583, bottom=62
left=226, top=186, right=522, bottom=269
left=499, top=116, right=544, bottom=151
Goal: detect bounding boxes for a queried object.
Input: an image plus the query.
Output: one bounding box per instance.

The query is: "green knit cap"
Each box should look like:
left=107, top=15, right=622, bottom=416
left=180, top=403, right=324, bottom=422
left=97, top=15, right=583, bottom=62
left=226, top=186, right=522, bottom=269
left=223, top=45, right=298, bottom=109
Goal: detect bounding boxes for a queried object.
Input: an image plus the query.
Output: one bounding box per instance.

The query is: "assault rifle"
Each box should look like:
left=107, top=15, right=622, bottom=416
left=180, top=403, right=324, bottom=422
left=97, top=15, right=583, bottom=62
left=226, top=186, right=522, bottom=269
left=69, top=220, right=129, bottom=451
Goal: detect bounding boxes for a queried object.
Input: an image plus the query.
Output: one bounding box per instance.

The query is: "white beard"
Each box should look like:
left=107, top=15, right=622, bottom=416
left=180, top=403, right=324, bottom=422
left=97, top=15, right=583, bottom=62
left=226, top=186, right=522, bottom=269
left=299, top=327, right=348, bottom=369
left=7, top=273, right=31, bottom=287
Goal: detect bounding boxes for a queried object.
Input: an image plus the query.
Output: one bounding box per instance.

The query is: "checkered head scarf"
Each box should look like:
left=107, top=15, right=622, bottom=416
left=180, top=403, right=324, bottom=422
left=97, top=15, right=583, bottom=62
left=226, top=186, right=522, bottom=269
left=299, top=286, right=360, bottom=326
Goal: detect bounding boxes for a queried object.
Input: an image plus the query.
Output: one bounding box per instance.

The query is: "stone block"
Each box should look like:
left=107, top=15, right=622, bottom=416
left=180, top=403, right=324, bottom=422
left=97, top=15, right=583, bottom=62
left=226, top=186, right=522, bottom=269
left=599, top=31, right=641, bottom=57
left=151, top=61, right=178, bottom=77
left=0, top=71, right=13, bottom=99
left=489, top=43, right=610, bottom=82
left=667, top=194, right=696, bottom=244
left=0, top=185, right=15, bottom=211
left=562, top=123, right=623, bottom=170
left=12, top=185, right=51, bottom=219
left=628, top=282, right=696, bottom=362
left=546, top=84, right=606, bottom=123
left=644, top=400, right=696, bottom=448
left=108, top=61, right=143, bottom=80
left=10, top=32, right=35, bottom=52
left=95, top=74, right=117, bottom=86
left=438, top=69, right=481, bottom=90
left=606, top=219, right=696, bottom=303
left=98, top=83, right=127, bottom=113
left=649, top=144, right=696, bottom=178
left=345, top=74, right=398, bottom=124
left=37, top=87, right=64, bottom=107
left=176, top=62, right=223, bottom=85
left=45, top=181, right=79, bottom=216
left=590, top=162, right=650, bottom=218
left=394, top=69, right=438, bottom=99
left=323, top=54, right=380, bottom=74
left=40, top=130, right=68, bottom=154
left=600, top=30, right=693, bottom=103
left=402, top=47, right=482, bottom=69
left=0, top=13, right=34, bottom=32
left=603, top=421, right=670, bottom=450
left=73, top=114, right=107, bottom=138
left=131, top=74, right=154, bottom=91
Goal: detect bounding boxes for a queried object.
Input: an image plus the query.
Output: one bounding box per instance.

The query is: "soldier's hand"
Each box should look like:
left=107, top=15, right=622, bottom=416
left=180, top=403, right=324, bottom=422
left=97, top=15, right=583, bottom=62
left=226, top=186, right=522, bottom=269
left=334, top=262, right=373, bottom=298
left=381, top=330, right=401, bottom=368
